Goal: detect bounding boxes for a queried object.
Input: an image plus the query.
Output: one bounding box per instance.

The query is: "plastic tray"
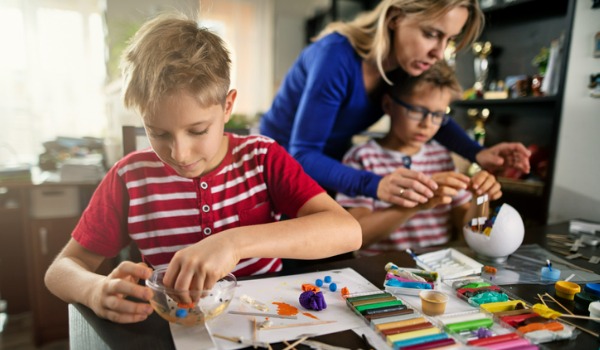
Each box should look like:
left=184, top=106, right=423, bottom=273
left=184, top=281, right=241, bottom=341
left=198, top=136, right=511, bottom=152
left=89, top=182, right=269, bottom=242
left=383, top=268, right=439, bottom=296
left=415, top=249, right=483, bottom=280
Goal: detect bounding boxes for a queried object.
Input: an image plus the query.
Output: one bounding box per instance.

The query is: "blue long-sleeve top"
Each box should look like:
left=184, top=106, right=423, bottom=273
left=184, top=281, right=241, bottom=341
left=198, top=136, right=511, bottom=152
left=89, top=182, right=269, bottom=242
left=260, top=33, right=481, bottom=198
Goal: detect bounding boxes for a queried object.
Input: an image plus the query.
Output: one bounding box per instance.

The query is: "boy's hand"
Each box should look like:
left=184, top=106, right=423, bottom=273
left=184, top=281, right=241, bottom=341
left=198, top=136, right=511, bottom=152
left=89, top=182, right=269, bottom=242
left=470, top=170, right=502, bottom=200
left=475, top=142, right=531, bottom=174
left=162, top=233, right=239, bottom=298
left=378, top=168, right=438, bottom=207
left=417, top=172, right=470, bottom=209
left=88, top=262, right=154, bottom=324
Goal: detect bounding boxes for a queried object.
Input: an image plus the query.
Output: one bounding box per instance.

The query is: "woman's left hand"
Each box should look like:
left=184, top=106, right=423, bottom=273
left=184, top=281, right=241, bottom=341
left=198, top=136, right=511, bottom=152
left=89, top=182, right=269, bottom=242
left=475, top=142, right=531, bottom=174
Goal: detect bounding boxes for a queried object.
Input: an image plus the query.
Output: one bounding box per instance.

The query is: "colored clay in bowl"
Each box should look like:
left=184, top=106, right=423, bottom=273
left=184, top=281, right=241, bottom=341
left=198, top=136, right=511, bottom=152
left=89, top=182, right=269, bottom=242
left=146, top=267, right=236, bottom=326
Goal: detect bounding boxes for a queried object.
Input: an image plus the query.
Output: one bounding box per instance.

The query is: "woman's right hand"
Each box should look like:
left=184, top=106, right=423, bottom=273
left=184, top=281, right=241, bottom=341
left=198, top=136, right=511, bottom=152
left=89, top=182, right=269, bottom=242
left=88, top=261, right=154, bottom=324
left=377, top=168, right=438, bottom=207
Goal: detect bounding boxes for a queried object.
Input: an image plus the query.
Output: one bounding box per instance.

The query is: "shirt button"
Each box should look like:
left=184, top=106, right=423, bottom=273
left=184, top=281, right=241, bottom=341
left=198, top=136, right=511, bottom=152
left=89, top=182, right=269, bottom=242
left=200, top=182, right=208, bottom=189
left=202, top=204, right=210, bottom=212
left=203, top=227, right=212, bottom=235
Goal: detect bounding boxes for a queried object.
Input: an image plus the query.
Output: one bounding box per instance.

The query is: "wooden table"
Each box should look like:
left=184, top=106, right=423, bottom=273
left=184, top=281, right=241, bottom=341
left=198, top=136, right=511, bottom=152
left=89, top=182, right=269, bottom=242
left=69, top=222, right=600, bottom=349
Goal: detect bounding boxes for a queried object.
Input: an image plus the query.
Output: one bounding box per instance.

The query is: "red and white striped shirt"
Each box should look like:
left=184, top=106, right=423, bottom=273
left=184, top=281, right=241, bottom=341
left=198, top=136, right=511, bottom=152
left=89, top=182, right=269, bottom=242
left=336, top=139, right=471, bottom=256
left=73, top=133, right=324, bottom=277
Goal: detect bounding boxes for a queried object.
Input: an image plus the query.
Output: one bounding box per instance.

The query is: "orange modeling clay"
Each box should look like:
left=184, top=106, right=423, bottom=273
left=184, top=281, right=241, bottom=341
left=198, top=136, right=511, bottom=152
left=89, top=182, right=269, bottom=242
left=272, top=302, right=299, bottom=316
left=303, top=312, right=319, bottom=319
left=341, top=287, right=350, bottom=298
left=517, top=321, right=563, bottom=334
left=302, top=283, right=321, bottom=292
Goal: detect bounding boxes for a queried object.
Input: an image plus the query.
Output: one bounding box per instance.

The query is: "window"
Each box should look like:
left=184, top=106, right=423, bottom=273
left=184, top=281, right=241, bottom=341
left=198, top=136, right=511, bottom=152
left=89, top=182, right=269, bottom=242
left=0, top=0, right=106, bottom=165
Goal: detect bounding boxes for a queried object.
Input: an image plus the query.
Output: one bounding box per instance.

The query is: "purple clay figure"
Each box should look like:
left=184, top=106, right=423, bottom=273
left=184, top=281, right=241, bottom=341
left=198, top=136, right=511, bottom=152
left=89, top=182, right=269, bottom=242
left=473, top=327, right=493, bottom=338
left=299, top=291, right=327, bottom=311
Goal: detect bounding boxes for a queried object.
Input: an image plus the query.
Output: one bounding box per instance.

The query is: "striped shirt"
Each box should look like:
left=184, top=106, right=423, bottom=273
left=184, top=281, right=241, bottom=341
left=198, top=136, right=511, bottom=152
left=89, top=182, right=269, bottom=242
left=336, top=139, right=471, bottom=256
left=73, top=133, right=324, bottom=277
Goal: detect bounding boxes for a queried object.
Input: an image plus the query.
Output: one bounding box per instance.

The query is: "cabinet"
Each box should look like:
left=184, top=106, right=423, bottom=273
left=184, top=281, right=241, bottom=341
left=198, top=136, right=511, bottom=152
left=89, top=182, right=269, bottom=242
left=0, top=178, right=105, bottom=346
left=451, top=0, right=575, bottom=226
left=26, top=216, right=81, bottom=344
left=22, top=184, right=100, bottom=346
left=0, top=186, right=30, bottom=314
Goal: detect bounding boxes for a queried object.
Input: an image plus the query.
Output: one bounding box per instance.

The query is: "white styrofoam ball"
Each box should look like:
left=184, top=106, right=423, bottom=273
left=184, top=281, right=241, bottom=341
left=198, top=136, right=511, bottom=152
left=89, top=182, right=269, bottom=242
left=463, top=203, right=524, bottom=259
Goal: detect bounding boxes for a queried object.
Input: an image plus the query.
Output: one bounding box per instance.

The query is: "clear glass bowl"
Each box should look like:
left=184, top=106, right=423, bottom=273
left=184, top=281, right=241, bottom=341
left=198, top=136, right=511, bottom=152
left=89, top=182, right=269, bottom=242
left=145, top=267, right=237, bottom=326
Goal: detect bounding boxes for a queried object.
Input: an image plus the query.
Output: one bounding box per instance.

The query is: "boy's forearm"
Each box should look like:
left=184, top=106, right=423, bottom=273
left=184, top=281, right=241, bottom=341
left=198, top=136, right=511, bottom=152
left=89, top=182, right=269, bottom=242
left=355, top=206, right=420, bottom=247
left=225, top=209, right=362, bottom=260
left=45, top=255, right=104, bottom=307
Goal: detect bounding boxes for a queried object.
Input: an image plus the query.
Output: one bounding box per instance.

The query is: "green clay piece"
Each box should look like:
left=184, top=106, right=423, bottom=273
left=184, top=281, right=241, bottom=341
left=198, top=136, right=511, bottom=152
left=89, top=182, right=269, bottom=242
left=461, top=282, right=492, bottom=289
left=354, top=299, right=403, bottom=312
left=445, top=317, right=494, bottom=333
left=469, top=291, right=509, bottom=305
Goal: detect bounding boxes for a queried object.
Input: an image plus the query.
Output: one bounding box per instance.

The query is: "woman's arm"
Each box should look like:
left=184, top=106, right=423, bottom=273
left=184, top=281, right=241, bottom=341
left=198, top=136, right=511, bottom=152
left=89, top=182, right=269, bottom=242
left=435, top=119, right=531, bottom=173
left=433, top=118, right=482, bottom=162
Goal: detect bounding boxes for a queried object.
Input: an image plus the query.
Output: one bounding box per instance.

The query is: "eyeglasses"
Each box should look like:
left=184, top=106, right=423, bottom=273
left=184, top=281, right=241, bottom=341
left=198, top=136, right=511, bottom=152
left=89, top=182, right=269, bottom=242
left=388, top=94, right=450, bottom=126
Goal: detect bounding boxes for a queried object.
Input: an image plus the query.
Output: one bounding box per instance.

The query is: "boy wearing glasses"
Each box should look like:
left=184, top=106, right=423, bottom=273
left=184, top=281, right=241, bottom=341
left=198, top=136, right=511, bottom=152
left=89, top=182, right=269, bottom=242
left=336, top=61, right=502, bottom=256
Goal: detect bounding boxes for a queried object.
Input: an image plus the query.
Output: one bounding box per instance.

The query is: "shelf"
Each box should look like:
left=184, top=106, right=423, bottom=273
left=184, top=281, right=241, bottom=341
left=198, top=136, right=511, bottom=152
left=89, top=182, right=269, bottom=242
left=498, top=177, right=544, bottom=196
left=481, top=0, right=568, bottom=18
left=451, top=96, right=557, bottom=108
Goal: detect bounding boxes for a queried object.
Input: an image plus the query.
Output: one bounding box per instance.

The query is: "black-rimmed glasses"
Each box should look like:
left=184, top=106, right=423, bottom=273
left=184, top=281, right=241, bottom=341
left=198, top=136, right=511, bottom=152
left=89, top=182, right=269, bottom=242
left=388, top=94, right=450, bottom=126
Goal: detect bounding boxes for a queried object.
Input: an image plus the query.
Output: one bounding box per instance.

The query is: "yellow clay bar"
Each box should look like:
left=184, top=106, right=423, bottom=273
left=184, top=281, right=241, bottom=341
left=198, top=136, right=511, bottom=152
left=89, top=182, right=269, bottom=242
left=480, top=300, right=525, bottom=313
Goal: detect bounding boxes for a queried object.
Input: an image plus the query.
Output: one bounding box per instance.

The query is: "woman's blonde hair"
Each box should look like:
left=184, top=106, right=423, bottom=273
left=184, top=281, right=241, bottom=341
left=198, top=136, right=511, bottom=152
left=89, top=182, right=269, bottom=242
left=121, top=12, right=231, bottom=116
left=316, top=0, right=483, bottom=84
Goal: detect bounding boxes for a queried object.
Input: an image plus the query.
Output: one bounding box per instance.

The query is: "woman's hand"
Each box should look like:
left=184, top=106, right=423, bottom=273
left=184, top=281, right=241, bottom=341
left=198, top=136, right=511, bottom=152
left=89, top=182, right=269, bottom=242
left=377, top=167, right=438, bottom=207
left=88, top=261, right=154, bottom=324
left=470, top=170, right=502, bottom=200
left=475, top=142, right=531, bottom=174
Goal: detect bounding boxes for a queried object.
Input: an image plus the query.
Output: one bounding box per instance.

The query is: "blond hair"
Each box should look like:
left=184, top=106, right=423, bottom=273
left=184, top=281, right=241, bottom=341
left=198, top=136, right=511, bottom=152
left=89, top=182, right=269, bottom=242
left=316, top=0, right=483, bottom=84
left=121, top=12, right=231, bottom=116
left=388, top=60, right=463, bottom=99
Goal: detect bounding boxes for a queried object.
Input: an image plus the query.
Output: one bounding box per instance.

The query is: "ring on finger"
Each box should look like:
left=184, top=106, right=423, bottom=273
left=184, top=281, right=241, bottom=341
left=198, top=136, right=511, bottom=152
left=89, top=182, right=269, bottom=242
left=398, top=188, right=405, bottom=197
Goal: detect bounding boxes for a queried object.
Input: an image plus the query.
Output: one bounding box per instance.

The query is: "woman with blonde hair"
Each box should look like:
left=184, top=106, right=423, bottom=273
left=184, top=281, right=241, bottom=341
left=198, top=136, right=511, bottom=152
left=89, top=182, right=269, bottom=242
left=260, top=0, right=530, bottom=207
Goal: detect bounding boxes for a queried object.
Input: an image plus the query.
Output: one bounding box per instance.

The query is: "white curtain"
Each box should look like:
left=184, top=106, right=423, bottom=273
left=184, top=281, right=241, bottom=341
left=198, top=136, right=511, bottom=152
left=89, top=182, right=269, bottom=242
left=0, top=0, right=107, bottom=165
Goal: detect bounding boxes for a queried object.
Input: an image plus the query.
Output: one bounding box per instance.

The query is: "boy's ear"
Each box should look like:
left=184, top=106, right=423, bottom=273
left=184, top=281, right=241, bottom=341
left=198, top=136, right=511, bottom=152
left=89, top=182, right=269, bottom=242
left=223, top=89, right=237, bottom=123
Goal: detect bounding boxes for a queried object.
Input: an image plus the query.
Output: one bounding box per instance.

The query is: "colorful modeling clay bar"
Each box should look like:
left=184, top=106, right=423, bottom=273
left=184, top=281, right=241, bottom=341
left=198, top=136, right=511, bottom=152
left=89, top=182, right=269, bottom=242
left=436, top=311, right=534, bottom=349
left=345, top=291, right=456, bottom=349
left=450, top=279, right=575, bottom=345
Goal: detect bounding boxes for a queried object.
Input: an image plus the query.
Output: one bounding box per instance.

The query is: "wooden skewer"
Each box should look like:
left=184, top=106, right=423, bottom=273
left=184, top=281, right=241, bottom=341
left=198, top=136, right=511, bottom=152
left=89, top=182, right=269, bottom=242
left=212, top=333, right=242, bottom=343
left=282, top=336, right=308, bottom=350
left=282, top=340, right=296, bottom=350
left=543, top=293, right=575, bottom=315
left=537, top=293, right=547, bottom=306
left=536, top=294, right=600, bottom=338
left=560, top=314, right=600, bottom=321
left=559, top=318, right=599, bottom=338
left=261, top=320, right=336, bottom=330
left=252, top=317, right=258, bottom=349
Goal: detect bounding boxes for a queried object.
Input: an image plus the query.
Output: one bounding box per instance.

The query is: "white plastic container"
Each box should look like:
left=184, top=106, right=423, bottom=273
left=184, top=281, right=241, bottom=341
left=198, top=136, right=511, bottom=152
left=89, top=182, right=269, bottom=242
left=463, top=203, right=524, bottom=263
left=588, top=301, right=600, bottom=323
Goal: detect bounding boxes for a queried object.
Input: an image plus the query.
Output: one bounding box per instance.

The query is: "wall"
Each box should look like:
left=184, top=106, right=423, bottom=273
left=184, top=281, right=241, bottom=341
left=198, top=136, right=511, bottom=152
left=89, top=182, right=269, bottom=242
left=549, top=1, right=600, bottom=223
left=273, top=0, right=330, bottom=90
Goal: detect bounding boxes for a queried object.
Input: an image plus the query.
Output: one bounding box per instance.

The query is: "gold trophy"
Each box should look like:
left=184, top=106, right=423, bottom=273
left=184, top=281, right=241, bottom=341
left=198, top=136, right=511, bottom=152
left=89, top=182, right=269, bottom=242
left=467, top=108, right=490, bottom=176
left=472, top=41, right=493, bottom=96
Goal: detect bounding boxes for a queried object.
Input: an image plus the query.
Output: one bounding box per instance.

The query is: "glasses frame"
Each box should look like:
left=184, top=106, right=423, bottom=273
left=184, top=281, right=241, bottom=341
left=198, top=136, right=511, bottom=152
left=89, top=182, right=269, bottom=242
left=388, top=94, right=450, bottom=126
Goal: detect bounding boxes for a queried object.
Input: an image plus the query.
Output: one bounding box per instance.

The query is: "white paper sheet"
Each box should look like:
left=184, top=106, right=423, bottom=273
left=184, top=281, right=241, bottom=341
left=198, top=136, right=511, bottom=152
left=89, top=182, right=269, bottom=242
left=170, top=268, right=381, bottom=350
